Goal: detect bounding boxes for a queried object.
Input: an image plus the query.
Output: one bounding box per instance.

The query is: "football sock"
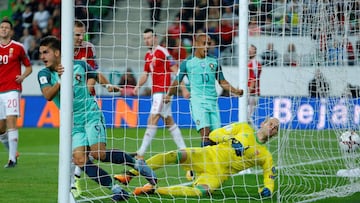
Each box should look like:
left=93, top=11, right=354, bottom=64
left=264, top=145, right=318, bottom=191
left=156, top=185, right=203, bottom=196
left=0, top=132, right=9, bottom=151
left=74, top=165, right=82, bottom=178
left=169, top=124, right=186, bottom=149
left=126, top=150, right=179, bottom=176
left=128, top=168, right=140, bottom=176
left=81, top=160, right=112, bottom=187
left=137, top=125, right=157, bottom=156
left=103, top=150, right=135, bottom=165
left=8, top=129, right=18, bottom=162
left=146, top=150, right=178, bottom=170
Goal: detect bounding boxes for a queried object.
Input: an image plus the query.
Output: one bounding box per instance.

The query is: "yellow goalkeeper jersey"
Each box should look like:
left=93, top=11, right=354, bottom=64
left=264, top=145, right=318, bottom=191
left=208, top=122, right=276, bottom=192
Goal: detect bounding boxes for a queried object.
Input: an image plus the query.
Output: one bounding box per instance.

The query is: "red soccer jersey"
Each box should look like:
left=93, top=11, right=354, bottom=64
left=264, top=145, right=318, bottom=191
left=144, top=45, right=172, bottom=94
left=74, top=41, right=98, bottom=70
left=0, top=40, right=31, bottom=92
left=247, top=58, right=262, bottom=95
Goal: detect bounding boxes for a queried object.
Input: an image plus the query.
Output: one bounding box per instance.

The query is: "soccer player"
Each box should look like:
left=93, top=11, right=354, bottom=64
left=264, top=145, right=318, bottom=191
left=164, top=32, right=243, bottom=147
left=71, top=19, right=112, bottom=196
left=247, top=44, right=262, bottom=127
left=131, top=28, right=187, bottom=159
left=0, top=19, right=33, bottom=168
left=73, top=19, right=109, bottom=96
left=119, top=117, right=279, bottom=198
left=37, top=35, right=157, bottom=201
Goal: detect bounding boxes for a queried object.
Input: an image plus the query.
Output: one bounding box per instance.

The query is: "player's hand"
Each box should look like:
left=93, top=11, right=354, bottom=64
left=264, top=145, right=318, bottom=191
left=259, top=187, right=271, bottom=198
left=163, top=95, right=171, bottom=103
left=56, top=64, right=65, bottom=77
left=233, top=88, right=243, bottom=96
left=133, top=86, right=139, bottom=95
left=105, top=84, right=122, bottom=92
left=231, top=138, right=244, bottom=156
left=15, top=75, right=24, bottom=83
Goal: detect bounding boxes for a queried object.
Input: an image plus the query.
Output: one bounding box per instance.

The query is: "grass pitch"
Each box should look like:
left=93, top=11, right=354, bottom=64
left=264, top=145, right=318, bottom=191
left=0, top=128, right=359, bottom=203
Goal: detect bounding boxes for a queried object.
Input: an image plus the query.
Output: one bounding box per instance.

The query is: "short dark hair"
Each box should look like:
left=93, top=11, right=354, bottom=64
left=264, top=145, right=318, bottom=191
left=1, top=19, right=13, bottom=29
left=74, top=19, right=85, bottom=28
left=144, top=28, right=156, bottom=36
left=39, top=35, right=61, bottom=51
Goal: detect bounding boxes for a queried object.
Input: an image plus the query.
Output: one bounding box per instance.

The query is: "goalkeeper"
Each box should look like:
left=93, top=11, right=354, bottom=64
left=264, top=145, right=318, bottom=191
left=116, top=117, right=279, bottom=198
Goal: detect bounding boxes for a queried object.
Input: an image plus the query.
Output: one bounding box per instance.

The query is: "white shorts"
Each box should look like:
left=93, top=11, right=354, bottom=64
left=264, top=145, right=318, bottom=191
left=150, top=93, right=172, bottom=118
left=0, top=100, right=5, bottom=119
left=0, top=91, right=20, bottom=117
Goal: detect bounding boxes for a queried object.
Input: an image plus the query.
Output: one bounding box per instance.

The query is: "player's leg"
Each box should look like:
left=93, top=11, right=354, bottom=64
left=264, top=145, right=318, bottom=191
left=163, top=101, right=186, bottom=149
left=136, top=93, right=163, bottom=159
left=70, top=162, right=82, bottom=197
left=115, top=150, right=180, bottom=186
left=156, top=173, right=222, bottom=197
left=4, top=92, right=21, bottom=168
left=190, top=102, right=212, bottom=147
left=134, top=148, right=210, bottom=196
left=133, top=149, right=186, bottom=195
left=0, top=129, right=9, bottom=151
left=247, top=95, right=258, bottom=127
left=74, top=145, right=129, bottom=201
left=0, top=102, right=8, bottom=152
left=80, top=120, right=129, bottom=201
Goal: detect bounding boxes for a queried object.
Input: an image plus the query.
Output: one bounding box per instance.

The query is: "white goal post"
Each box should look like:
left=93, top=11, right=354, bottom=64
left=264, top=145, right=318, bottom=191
left=59, top=0, right=360, bottom=203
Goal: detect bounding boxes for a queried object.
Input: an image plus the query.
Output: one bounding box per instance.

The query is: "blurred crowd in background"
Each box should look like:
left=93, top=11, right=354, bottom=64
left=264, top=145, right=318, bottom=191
left=3, top=0, right=360, bottom=66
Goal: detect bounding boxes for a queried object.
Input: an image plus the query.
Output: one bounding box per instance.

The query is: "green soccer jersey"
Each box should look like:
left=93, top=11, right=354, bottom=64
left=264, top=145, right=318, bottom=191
left=37, top=60, right=98, bottom=112
left=37, top=66, right=61, bottom=108
left=177, top=56, right=225, bottom=102
left=72, top=60, right=98, bottom=113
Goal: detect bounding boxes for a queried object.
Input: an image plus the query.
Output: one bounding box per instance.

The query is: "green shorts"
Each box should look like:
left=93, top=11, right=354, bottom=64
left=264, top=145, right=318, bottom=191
left=72, top=111, right=107, bottom=149
left=190, top=100, right=221, bottom=132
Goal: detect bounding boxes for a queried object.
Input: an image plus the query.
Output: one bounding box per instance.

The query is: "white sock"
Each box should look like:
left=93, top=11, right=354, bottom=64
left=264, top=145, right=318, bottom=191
left=0, top=132, right=9, bottom=151
left=169, top=124, right=186, bottom=149
left=74, top=165, right=82, bottom=178
left=70, top=162, right=76, bottom=188
left=137, top=125, right=157, bottom=156
left=8, top=129, right=18, bottom=162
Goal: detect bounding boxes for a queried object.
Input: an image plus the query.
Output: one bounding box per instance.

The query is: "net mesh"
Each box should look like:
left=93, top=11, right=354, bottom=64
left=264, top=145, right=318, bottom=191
left=71, top=0, right=360, bottom=202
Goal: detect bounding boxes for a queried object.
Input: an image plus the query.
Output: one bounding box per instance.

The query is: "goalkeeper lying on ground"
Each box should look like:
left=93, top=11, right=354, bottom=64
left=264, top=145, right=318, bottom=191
left=115, top=117, right=279, bottom=198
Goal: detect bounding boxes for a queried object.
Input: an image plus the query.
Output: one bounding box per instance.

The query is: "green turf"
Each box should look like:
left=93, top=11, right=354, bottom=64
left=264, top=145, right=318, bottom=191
left=0, top=128, right=359, bottom=203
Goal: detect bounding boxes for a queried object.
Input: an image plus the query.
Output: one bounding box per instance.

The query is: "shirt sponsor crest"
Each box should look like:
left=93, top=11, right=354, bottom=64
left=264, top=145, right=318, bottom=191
left=39, top=76, right=48, bottom=84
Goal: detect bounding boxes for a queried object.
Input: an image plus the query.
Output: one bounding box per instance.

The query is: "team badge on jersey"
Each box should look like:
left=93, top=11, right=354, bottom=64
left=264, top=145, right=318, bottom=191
left=75, top=74, right=82, bottom=82
left=209, top=63, right=215, bottom=71
left=39, top=76, right=48, bottom=84
left=9, top=48, right=14, bottom=57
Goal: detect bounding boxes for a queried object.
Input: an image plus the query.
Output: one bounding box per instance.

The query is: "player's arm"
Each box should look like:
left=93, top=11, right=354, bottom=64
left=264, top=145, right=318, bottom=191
left=219, top=79, right=243, bottom=96
left=41, top=83, right=60, bottom=101
left=209, top=125, right=234, bottom=143
left=259, top=151, right=276, bottom=197
left=38, top=66, right=63, bottom=101
left=133, top=72, right=149, bottom=95
left=164, top=60, right=187, bottom=102
left=84, top=64, right=120, bottom=92
left=179, top=81, right=190, bottom=99
left=16, top=65, right=33, bottom=83
left=95, top=72, right=121, bottom=92
left=169, top=61, right=189, bottom=98
left=210, top=123, right=251, bottom=156
left=216, top=65, right=243, bottom=96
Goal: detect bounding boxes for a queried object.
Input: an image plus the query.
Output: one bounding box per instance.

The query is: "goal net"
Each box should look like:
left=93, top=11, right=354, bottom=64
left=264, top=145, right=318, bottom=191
left=67, top=0, right=360, bottom=202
